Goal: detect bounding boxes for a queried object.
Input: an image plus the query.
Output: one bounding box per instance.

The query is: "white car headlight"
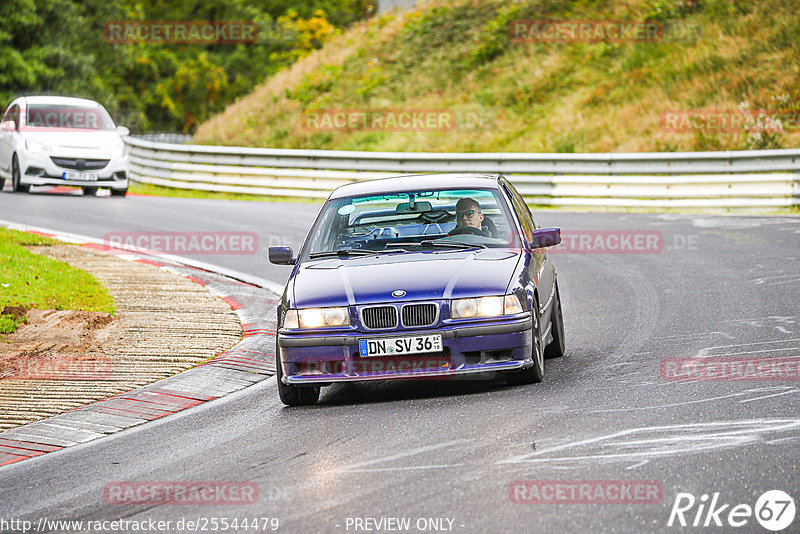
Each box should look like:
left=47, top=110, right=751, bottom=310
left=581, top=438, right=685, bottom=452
left=25, top=139, right=49, bottom=154
left=284, top=307, right=350, bottom=329
left=451, top=294, right=523, bottom=319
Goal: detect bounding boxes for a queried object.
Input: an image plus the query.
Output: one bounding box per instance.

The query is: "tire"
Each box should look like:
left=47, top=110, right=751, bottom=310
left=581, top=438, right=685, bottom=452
left=82, top=186, right=99, bottom=196
left=544, top=283, right=565, bottom=359
left=508, top=294, right=544, bottom=385
left=276, top=348, right=320, bottom=406
left=11, top=155, right=29, bottom=193
left=110, top=189, right=128, bottom=197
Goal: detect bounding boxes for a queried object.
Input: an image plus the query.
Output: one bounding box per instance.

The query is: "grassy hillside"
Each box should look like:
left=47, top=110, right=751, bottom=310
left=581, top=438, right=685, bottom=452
left=194, top=0, right=800, bottom=153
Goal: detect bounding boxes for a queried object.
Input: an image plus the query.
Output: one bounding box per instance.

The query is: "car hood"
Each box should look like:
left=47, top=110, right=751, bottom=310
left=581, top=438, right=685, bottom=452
left=290, top=249, right=522, bottom=308
left=21, top=131, right=125, bottom=157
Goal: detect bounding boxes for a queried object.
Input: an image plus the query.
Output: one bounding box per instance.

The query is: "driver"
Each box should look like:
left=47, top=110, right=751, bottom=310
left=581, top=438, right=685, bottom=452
left=452, top=198, right=489, bottom=235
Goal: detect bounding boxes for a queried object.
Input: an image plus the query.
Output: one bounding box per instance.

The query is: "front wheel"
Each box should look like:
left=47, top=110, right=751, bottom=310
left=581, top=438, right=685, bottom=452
left=544, top=283, right=565, bottom=359
left=276, top=349, right=320, bottom=406
left=11, top=155, right=29, bottom=193
left=507, top=295, right=544, bottom=385
left=82, top=186, right=98, bottom=196
left=110, top=188, right=127, bottom=197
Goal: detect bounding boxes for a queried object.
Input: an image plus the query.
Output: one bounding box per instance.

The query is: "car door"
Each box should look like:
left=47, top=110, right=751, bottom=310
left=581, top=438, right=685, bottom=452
left=0, top=103, right=18, bottom=174
left=500, top=178, right=556, bottom=323
left=0, top=106, right=11, bottom=174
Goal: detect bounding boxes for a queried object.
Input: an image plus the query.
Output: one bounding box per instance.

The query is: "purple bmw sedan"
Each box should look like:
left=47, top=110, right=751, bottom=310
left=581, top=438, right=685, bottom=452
left=269, top=173, right=565, bottom=405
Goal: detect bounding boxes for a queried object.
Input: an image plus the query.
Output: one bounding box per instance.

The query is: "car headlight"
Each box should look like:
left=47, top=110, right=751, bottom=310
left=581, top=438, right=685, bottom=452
left=283, top=307, right=350, bottom=329
left=451, top=294, right=523, bottom=319
left=25, top=139, right=49, bottom=154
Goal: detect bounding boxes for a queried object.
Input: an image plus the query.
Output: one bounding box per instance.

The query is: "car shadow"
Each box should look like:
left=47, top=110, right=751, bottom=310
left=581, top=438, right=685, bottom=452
left=27, top=186, right=107, bottom=196
left=316, top=373, right=516, bottom=406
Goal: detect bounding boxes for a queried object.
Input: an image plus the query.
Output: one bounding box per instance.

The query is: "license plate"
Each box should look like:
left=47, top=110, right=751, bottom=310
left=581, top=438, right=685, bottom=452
left=359, top=334, right=442, bottom=357
left=62, top=171, right=98, bottom=181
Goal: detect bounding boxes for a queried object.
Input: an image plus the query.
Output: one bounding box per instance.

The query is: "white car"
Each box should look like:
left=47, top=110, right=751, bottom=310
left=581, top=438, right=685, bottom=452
left=0, top=96, right=129, bottom=196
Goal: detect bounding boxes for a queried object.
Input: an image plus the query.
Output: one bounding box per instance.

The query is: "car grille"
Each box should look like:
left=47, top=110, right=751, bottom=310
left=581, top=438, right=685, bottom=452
left=361, top=306, right=397, bottom=329
left=401, top=303, right=438, bottom=327
left=50, top=157, right=110, bottom=170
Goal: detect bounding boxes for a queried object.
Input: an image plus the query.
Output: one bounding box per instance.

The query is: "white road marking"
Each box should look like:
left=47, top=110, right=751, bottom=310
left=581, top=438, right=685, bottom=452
left=497, top=419, right=800, bottom=466
left=694, top=337, right=800, bottom=358
left=737, top=389, right=799, bottom=404
left=590, top=388, right=791, bottom=413
left=328, top=464, right=466, bottom=473
left=324, top=439, right=472, bottom=473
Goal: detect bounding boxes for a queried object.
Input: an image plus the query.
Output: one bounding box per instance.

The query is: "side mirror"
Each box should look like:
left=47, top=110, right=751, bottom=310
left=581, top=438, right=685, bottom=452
left=269, top=246, right=295, bottom=265
left=0, top=120, right=16, bottom=133
left=530, top=227, right=561, bottom=249
left=116, top=125, right=130, bottom=136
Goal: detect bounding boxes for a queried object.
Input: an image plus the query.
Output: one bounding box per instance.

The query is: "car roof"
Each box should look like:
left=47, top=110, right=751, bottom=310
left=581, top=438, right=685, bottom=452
left=329, top=173, right=503, bottom=199
left=17, top=96, right=103, bottom=108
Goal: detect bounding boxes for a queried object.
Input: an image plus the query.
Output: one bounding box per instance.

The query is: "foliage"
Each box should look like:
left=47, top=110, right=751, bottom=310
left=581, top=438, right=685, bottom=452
left=195, top=0, right=800, bottom=153
left=0, top=0, right=374, bottom=132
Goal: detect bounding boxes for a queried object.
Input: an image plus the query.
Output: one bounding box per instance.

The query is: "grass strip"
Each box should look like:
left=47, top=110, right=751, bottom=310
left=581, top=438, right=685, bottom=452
left=129, top=182, right=320, bottom=203
left=0, top=228, right=115, bottom=335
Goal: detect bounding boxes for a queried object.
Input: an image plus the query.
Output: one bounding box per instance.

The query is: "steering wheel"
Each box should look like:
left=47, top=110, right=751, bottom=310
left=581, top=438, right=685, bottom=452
left=448, top=225, right=486, bottom=236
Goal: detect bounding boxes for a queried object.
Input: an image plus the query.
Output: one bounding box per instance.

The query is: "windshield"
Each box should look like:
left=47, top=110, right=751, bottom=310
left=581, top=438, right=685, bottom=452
left=24, top=104, right=116, bottom=131
left=303, top=188, right=518, bottom=258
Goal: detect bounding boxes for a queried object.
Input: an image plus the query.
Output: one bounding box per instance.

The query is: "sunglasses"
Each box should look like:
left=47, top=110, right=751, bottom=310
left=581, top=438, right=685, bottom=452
left=456, top=209, right=480, bottom=219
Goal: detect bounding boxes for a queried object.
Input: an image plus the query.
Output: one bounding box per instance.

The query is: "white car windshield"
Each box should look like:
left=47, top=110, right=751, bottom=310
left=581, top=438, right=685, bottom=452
left=24, top=104, right=116, bottom=131
left=304, top=188, right=518, bottom=258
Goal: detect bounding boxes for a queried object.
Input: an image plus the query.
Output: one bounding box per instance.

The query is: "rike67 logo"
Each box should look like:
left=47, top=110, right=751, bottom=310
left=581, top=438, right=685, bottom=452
left=668, top=490, right=795, bottom=531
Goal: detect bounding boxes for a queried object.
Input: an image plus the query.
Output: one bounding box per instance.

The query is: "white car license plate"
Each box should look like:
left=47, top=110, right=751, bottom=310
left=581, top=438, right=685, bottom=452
left=62, top=171, right=98, bottom=181
left=359, top=334, right=442, bottom=357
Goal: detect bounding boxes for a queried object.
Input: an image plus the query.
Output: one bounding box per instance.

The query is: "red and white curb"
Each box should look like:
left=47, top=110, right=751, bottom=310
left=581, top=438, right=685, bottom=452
left=0, top=220, right=283, bottom=468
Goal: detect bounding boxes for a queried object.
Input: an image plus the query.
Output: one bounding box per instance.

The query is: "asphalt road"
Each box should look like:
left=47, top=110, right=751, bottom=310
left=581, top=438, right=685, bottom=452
left=1, top=188, right=799, bottom=533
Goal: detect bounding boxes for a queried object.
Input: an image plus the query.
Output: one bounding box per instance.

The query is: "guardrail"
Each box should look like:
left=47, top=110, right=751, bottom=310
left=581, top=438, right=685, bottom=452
left=125, top=136, right=800, bottom=208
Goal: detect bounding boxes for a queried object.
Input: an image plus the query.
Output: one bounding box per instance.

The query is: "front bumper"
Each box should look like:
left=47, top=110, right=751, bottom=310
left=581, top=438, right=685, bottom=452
left=278, top=315, right=533, bottom=384
left=19, top=151, right=128, bottom=190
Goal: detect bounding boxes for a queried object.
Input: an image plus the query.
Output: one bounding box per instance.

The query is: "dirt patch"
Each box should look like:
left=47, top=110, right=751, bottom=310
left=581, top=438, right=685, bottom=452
left=0, top=309, right=119, bottom=380
left=1, top=305, right=29, bottom=320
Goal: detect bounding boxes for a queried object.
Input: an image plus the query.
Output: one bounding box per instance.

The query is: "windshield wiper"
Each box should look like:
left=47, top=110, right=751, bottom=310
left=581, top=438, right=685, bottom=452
left=308, top=248, right=381, bottom=259
left=387, top=240, right=487, bottom=250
